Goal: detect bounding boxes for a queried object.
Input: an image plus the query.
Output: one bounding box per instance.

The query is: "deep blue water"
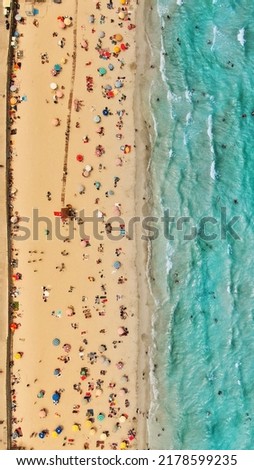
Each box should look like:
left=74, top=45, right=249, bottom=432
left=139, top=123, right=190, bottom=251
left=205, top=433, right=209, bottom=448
left=149, top=0, right=254, bottom=449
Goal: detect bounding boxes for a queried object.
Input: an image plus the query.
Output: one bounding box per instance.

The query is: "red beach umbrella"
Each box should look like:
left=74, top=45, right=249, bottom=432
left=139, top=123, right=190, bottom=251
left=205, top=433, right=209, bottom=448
left=10, top=323, right=19, bottom=331
left=76, top=154, right=84, bottom=162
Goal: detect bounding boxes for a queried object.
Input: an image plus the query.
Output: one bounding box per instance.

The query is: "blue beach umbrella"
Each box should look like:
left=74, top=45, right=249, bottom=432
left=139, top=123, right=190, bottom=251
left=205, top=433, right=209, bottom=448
left=113, top=261, right=121, bottom=270
left=52, top=392, right=60, bottom=403
left=52, top=338, right=60, bottom=346
left=55, top=426, right=63, bottom=434
left=39, top=431, right=46, bottom=439
left=54, top=64, right=62, bottom=72
left=37, top=390, right=45, bottom=398
left=97, top=413, right=105, bottom=421
left=102, top=108, right=109, bottom=116
left=54, top=368, right=61, bottom=376
left=98, top=67, right=107, bottom=76
left=108, top=63, right=114, bottom=70
left=115, top=80, right=122, bottom=88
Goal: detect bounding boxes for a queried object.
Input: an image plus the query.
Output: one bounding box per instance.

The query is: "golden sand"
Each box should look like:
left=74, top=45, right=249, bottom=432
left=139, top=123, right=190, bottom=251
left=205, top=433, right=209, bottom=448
left=7, top=0, right=147, bottom=450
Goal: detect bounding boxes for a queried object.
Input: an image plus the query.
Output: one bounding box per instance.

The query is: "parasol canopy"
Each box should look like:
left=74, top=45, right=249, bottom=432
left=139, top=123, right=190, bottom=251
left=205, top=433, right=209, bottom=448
left=98, top=67, right=107, bottom=76
left=56, top=426, right=63, bottom=434
left=93, top=115, right=101, bottom=123
left=72, top=424, right=80, bottom=432
left=52, top=338, right=60, bottom=346
left=39, top=409, right=47, bottom=418
left=54, top=64, right=62, bottom=72
left=10, top=97, right=17, bottom=106
left=39, top=431, right=46, bottom=439
left=76, top=154, right=84, bottom=162
left=56, top=90, right=64, bottom=98
left=108, top=63, right=114, bottom=70
left=99, top=31, right=105, bottom=38
left=114, top=34, right=123, bottom=42
left=50, top=82, right=58, bottom=90
left=85, top=420, right=92, bottom=428
left=64, top=17, right=72, bottom=26
left=119, top=414, right=127, bottom=423
left=52, top=392, right=60, bottom=402
left=113, top=261, right=121, bottom=269
left=52, top=118, right=60, bottom=127
left=97, top=413, right=105, bottom=421
left=10, top=85, right=18, bottom=92
left=113, top=46, right=121, bottom=54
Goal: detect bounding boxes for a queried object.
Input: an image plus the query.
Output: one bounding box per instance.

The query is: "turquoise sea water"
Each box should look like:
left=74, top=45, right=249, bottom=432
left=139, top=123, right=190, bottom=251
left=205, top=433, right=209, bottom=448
left=149, top=0, right=254, bottom=449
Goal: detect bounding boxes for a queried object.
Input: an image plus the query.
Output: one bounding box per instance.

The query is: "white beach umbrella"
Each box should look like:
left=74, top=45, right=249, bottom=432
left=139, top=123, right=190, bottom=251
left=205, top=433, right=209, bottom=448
left=50, top=82, right=58, bottom=90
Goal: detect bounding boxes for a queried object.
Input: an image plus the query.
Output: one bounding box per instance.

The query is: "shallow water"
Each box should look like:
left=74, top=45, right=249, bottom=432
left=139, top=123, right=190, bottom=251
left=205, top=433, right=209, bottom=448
left=148, top=0, right=254, bottom=449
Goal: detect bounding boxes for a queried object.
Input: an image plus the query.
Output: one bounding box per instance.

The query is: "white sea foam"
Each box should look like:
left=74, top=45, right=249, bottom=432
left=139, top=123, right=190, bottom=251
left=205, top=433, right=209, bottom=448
left=210, top=161, right=216, bottom=180
left=186, top=112, right=192, bottom=125
left=237, top=28, right=245, bottom=46
left=211, top=26, right=218, bottom=51
left=185, top=89, right=192, bottom=103
left=207, top=115, right=214, bottom=155
left=176, top=0, right=184, bottom=5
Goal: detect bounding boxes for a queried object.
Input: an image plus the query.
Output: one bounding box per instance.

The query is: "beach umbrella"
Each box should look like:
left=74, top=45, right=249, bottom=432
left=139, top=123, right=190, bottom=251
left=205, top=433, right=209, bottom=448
left=99, top=31, right=105, bottom=38
left=115, top=158, right=123, bottom=166
left=108, top=63, right=114, bottom=71
left=89, top=15, right=95, bottom=23
left=113, top=261, right=121, bottom=270
left=12, top=431, right=19, bottom=439
left=85, top=164, right=92, bottom=172
left=100, top=433, right=107, bottom=441
left=11, top=215, right=18, bottom=224
left=97, top=413, right=105, bottom=421
left=78, top=184, right=85, bottom=194
left=115, top=80, right=123, bottom=88
left=85, top=420, right=92, bottom=428
left=39, top=409, right=47, bottom=418
left=113, top=46, right=121, bottom=54
left=76, top=154, right=84, bottom=162
left=51, top=431, right=58, bottom=438
left=52, top=392, right=60, bottom=402
left=39, top=431, right=46, bottom=439
left=72, top=424, right=80, bottom=432
left=89, top=427, right=96, bottom=435
left=58, top=21, right=66, bottom=29
left=10, top=322, right=18, bottom=331
left=121, top=43, right=127, bottom=51
left=15, top=14, right=22, bottom=22
left=52, top=338, right=60, bottom=346
left=37, top=390, right=45, bottom=398
left=120, top=441, right=127, bottom=450
left=119, top=388, right=127, bottom=396
left=120, top=0, right=126, bottom=4
left=82, top=170, right=90, bottom=177
left=56, top=90, right=64, bottom=98
left=61, top=57, right=67, bottom=64
left=56, top=426, right=63, bottom=434
left=80, top=239, right=87, bottom=248
left=51, top=118, right=60, bottom=127
left=14, top=352, right=22, bottom=360
left=66, top=307, right=74, bottom=316
left=54, top=64, right=62, bottom=72
left=104, top=84, right=112, bottom=90
left=95, top=388, right=103, bottom=397
left=53, top=368, right=61, bottom=376
left=118, top=12, right=126, bottom=20
left=10, top=97, right=17, bottom=106
left=118, top=327, right=125, bottom=336
left=98, top=344, right=106, bottom=353
left=80, top=367, right=88, bottom=376
left=94, top=181, right=101, bottom=190
left=64, top=17, right=72, bottom=26
left=10, top=85, right=17, bottom=92
left=98, top=67, right=107, bottom=76
left=93, top=115, right=101, bottom=123
left=114, top=34, right=123, bottom=42
left=119, top=414, right=127, bottom=423
left=50, top=82, right=58, bottom=90
left=102, top=108, right=109, bottom=116
left=121, top=375, right=128, bottom=383
left=56, top=309, right=62, bottom=317
left=63, top=343, right=71, bottom=353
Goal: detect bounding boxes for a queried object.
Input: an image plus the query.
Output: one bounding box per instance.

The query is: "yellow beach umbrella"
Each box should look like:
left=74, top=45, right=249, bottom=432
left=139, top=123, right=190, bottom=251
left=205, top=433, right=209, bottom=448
left=14, top=352, right=22, bottom=360
left=113, top=46, right=121, bottom=54
left=100, top=433, right=107, bottom=441
left=120, top=0, right=126, bottom=4
left=114, top=34, right=123, bottom=42
left=118, top=12, right=125, bottom=20
left=120, top=441, right=127, bottom=450
left=52, top=431, right=58, bottom=438
left=85, top=420, right=92, bottom=428
left=72, top=424, right=79, bottom=432
left=10, top=97, right=17, bottom=106
left=89, top=427, right=96, bottom=435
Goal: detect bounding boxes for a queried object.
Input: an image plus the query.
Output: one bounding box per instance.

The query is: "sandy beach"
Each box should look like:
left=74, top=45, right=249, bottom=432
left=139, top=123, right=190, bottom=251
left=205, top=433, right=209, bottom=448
left=6, top=0, right=148, bottom=450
